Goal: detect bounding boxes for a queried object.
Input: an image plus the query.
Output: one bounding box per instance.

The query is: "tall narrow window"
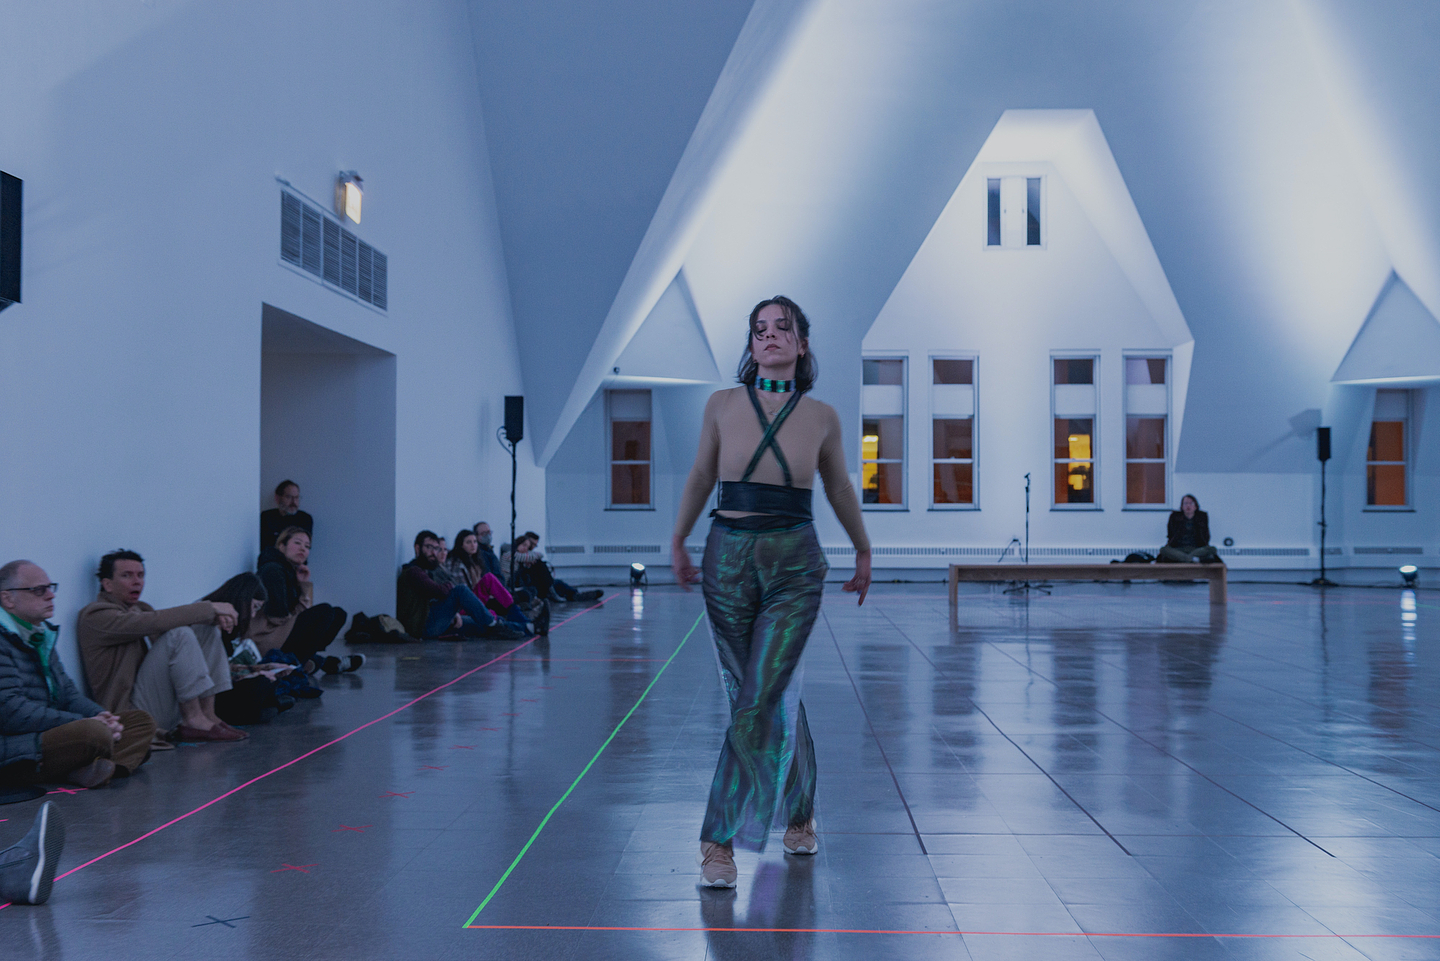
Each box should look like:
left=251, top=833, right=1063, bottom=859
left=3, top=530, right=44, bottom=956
left=1367, top=389, right=1410, bottom=507
left=1124, top=356, right=1168, bottom=505
left=1053, top=356, right=1097, bottom=506
left=931, top=357, right=976, bottom=507
left=1026, top=177, right=1042, bottom=246
left=862, top=358, right=905, bottom=506
left=986, top=175, right=1043, bottom=248
left=986, top=179, right=1002, bottom=246
left=608, top=389, right=651, bottom=508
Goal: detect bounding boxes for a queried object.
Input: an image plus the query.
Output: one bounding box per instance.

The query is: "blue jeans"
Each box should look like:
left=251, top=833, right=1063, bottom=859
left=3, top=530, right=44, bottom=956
left=424, top=585, right=498, bottom=638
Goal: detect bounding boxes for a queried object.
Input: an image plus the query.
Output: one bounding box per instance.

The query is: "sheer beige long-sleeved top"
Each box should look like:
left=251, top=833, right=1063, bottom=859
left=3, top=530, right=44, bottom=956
left=674, top=387, right=871, bottom=552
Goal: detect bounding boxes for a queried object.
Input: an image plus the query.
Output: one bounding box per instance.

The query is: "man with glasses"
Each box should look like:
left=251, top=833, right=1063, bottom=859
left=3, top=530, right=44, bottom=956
left=0, top=560, right=156, bottom=790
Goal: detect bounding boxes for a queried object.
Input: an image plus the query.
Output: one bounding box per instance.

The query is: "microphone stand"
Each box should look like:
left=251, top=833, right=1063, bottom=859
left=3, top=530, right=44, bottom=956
left=1005, top=472, right=1051, bottom=595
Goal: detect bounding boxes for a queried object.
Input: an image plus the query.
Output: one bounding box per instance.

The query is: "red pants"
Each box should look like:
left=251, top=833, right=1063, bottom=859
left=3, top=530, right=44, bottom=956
left=473, top=573, right=514, bottom=611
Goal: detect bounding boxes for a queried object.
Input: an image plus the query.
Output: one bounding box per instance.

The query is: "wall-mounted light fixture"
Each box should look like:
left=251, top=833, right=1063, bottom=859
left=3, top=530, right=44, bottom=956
left=336, top=171, right=363, bottom=224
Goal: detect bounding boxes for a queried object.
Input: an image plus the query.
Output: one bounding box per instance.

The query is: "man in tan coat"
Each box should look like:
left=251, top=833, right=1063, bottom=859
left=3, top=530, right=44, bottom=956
left=77, top=550, right=245, bottom=743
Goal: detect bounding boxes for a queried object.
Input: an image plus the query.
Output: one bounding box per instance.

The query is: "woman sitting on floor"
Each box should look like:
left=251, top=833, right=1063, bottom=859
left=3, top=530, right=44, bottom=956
left=202, top=573, right=299, bottom=724
left=1158, top=494, right=1221, bottom=564
left=253, top=527, right=363, bottom=674
left=447, top=530, right=537, bottom=632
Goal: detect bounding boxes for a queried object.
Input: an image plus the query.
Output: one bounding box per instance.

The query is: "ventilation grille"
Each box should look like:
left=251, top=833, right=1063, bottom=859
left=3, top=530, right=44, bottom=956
left=592, top=545, right=662, bottom=554
left=280, top=189, right=387, bottom=310
left=548, top=545, right=586, bottom=554
left=1354, top=546, right=1424, bottom=555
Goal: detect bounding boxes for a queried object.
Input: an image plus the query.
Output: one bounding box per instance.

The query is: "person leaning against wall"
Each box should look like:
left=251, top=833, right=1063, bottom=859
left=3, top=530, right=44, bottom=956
left=1, top=560, right=156, bottom=790
left=1158, top=494, right=1221, bottom=564
left=77, top=550, right=244, bottom=743
left=252, top=527, right=359, bottom=675
left=259, top=479, right=313, bottom=554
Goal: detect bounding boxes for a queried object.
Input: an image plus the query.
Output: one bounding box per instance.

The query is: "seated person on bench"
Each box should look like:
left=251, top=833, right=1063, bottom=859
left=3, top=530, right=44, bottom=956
left=1158, top=494, right=1220, bottom=564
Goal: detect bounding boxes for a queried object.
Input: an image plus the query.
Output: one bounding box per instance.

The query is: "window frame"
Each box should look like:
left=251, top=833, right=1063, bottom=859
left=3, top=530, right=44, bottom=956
left=984, top=172, right=1047, bottom=251
left=1121, top=352, right=1172, bottom=511
left=860, top=354, right=908, bottom=511
left=928, top=352, right=979, bottom=511
left=605, top=388, right=654, bottom=511
left=1364, top=388, right=1413, bottom=512
left=1050, top=352, right=1101, bottom=511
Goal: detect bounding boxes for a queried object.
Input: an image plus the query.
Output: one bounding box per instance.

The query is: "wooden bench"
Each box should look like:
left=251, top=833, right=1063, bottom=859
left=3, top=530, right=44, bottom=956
left=948, top=562, right=1227, bottom=613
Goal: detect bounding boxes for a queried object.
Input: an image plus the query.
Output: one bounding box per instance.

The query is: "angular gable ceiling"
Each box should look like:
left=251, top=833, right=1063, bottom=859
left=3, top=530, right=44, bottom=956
left=1332, top=273, right=1440, bottom=385
left=466, top=0, right=758, bottom=460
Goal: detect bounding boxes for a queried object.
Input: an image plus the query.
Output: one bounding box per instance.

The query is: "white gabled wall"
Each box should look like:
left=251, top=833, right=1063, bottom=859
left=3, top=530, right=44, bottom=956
left=0, top=1, right=538, bottom=678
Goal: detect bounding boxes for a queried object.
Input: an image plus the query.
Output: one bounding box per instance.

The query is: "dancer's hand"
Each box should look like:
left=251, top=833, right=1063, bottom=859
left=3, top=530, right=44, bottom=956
left=842, top=550, right=872, bottom=605
left=671, top=536, right=701, bottom=591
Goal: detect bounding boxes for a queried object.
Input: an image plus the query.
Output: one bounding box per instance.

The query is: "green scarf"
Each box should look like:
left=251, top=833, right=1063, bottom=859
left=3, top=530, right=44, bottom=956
left=0, top=607, right=59, bottom=701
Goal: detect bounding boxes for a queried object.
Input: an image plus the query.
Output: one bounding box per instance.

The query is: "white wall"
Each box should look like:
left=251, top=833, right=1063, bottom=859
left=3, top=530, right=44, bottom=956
left=0, top=1, right=540, bottom=680
left=260, top=312, right=397, bottom=618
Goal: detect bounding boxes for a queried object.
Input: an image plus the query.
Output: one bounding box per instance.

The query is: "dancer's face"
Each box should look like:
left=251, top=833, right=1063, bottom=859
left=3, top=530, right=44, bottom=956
left=751, top=304, right=805, bottom=377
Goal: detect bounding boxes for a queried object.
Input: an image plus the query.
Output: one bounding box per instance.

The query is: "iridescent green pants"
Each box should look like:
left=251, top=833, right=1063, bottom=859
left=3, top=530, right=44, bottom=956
left=700, top=519, right=827, bottom=851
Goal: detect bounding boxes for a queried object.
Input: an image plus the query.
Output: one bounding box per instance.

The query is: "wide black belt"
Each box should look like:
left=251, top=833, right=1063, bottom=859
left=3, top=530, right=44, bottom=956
left=717, top=481, right=813, bottom=519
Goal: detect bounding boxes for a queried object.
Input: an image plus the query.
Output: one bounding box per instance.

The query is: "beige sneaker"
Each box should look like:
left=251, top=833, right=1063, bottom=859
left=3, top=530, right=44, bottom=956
left=783, top=820, right=818, bottom=855
left=698, top=841, right=737, bottom=888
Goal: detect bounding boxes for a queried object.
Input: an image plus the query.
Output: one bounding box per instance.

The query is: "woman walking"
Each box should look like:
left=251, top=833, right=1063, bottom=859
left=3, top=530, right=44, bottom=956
left=671, top=295, right=872, bottom=888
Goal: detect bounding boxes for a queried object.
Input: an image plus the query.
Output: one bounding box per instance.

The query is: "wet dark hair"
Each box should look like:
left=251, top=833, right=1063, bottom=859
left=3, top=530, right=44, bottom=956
left=98, top=550, right=144, bottom=582
left=204, top=572, right=268, bottom=643
left=737, top=295, right=817, bottom=392
left=1180, top=494, right=1201, bottom=510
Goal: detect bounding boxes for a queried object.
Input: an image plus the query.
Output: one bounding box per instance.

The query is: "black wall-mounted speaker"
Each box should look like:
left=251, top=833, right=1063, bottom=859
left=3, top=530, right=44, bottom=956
left=1316, top=426, right=1331, bottom=463
left=0, top=172, right=20, bottom=312
left=503, top=395, right=524, bottom=444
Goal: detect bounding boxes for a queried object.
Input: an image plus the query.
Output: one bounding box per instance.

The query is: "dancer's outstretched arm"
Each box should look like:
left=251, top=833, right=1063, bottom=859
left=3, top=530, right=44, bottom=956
left=816, top=404, right=873, bottom=605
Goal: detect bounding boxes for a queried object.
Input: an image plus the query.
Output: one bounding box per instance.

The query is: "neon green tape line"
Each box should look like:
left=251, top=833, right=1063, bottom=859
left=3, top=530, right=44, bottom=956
left=463, top=610, right=704, bottom=927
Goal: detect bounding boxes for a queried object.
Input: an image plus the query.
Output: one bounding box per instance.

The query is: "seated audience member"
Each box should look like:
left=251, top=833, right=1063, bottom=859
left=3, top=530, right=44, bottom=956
left=1, top=561, right=156, bottom=788
left=259, top=479, right=313, bottom=552
left=0, top=800, right=63, bottom=906
left=203, top=573, right=304, bottom=726
left=397, top=532, right=526, bottom=641
left=77, top=550, right=243, bottom=744
left=472, top=522, right=504, bottom=582
left=1158, top=494, right=1221, bottom=564
left=501, top=532, right=602, bottom=604
left=253, top=528, right=360, bottom=675
left=448, top=530, right=539, bottom=633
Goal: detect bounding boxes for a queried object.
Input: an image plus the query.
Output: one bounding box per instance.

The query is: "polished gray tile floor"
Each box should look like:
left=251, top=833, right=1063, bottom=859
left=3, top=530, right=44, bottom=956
left=2, top=581, right=1439, bottom=960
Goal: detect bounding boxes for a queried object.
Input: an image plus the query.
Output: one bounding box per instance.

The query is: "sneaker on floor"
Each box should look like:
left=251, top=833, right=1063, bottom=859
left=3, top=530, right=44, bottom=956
left=484, top=622, right=527, bottom=641
left=0, top=800, right=64, bottom=905
left=339, top=654, right=366, bottom=673
left=574, top=589, right=604, bottom=603
left=698, top=842, right=737, bottom=888
left=66, top=757, right=115, bottom=789
left=782, top=820, right=818, bottom=855
left=317, top=656, right=344, bottom=675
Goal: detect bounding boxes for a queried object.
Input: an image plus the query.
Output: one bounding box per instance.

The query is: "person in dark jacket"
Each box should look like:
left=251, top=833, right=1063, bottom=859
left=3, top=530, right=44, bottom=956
left=1159, top=494, right=1221, bottom=564
left=397, top=532, right=525, bottom=640
left=259, top=479, right=314, bottom=551
left=0, top=560, right=155, bottom=789
left=471, top=521, right=504, bottom=582
left=253, top=527, right=355, bottom=673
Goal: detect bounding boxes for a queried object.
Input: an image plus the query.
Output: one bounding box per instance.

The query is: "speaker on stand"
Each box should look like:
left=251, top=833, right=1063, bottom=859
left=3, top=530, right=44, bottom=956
left=1310, top=427, right=1337, bottom=588
left=501, top=396, right=524, bottom=586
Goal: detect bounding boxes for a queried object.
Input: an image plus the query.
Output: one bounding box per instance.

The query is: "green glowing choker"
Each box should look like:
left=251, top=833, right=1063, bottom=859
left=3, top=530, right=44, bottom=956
left=757, top=378, right=795, bottom=393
